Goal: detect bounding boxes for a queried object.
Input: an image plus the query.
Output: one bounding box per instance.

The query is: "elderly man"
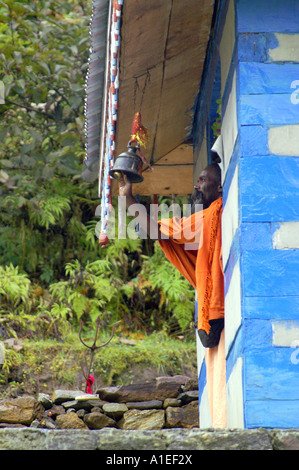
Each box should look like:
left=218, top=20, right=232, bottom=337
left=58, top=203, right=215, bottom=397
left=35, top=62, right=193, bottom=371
left=109, top=162, right=226, bottom=428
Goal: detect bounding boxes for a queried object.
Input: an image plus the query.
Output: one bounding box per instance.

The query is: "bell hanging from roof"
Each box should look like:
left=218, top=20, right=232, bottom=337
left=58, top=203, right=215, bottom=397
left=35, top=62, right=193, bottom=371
left=109, top=112, right=148, bottom=184
left=109, top=141, right=144, bottom=183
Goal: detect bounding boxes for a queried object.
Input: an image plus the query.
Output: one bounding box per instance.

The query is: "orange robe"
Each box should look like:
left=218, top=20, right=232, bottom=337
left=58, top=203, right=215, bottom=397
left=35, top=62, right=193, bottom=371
left=158, top=197, right=224, bottom=334
left=158, top=197, right=226, bottom=428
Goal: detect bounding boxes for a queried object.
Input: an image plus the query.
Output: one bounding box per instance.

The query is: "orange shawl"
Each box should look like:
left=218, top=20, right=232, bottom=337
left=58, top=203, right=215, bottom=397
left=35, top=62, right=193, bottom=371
left=158, top=198, right=224, bottom=334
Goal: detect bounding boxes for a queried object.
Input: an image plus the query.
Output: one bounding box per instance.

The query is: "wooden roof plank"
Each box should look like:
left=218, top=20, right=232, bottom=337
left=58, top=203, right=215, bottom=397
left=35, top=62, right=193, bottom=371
left=114, top=0, right=215, bottom=195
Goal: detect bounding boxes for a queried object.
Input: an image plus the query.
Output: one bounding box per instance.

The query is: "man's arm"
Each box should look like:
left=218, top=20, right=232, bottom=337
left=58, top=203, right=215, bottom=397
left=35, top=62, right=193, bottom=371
left=118, top=172, right=162, bottom=240
left=99, top=173, right=162, bottom=248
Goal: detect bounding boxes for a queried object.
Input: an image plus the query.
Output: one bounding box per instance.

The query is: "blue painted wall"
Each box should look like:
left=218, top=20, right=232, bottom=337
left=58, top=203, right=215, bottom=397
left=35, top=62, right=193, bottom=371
left=193, top=0, right=299, bottom=429
left=236, top=0, right=299, bottom=428
left=237, top=0, right=299, bottom=33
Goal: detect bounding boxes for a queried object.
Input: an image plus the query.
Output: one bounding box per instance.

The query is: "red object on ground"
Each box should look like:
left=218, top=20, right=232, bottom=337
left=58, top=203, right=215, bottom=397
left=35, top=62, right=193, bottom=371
left=86, top=374, right=95, bottom=394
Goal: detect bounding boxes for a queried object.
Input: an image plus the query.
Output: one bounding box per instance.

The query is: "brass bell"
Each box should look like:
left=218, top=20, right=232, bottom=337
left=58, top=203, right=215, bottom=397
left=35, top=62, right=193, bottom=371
left=109, top=142, right=144, bottom=183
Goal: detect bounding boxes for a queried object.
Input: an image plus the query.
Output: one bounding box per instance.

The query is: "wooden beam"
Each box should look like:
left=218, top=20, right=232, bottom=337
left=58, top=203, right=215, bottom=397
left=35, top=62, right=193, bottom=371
left=111, top=0, right=214, bottom=196
left=132, top=164, right=193, bottom=196
left=153, top=143, right=193, bottom=165
left=111, top=143, right=194, bottom=196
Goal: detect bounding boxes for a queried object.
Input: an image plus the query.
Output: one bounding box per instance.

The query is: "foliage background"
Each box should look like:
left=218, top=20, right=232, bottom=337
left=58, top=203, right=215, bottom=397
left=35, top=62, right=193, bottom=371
left=0, top=0, right=197, bottom=392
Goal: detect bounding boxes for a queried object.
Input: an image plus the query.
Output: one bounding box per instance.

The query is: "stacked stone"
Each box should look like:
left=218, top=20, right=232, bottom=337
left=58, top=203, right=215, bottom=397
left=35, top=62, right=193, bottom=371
left=0, top=376, right=199, bottom=430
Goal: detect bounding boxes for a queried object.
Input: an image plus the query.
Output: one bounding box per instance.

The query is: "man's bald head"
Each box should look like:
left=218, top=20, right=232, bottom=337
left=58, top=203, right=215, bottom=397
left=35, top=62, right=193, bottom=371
left=207, top=163, right=221, bottom=185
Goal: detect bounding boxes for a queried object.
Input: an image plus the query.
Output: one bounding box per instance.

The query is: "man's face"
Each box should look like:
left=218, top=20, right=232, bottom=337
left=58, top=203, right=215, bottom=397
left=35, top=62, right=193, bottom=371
left=192, top=166, right=222, bottom=211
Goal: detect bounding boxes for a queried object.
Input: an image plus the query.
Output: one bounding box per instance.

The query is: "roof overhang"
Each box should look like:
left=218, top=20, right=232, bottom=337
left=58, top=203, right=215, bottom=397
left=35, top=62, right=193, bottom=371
left=114, top=0, right=215, bottom=195
left=84, top=0, right=215, bottom=197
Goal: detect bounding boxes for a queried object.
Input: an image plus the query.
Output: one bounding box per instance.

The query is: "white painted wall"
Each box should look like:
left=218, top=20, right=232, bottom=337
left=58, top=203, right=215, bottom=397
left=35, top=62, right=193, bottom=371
left=224, top=261, right=242, bottom=355
left=222, top=164, right=239, bottom=268
left=221, top=72, right=238, bottom=182
left=272, top=320, right=299, bottom=347
left=196, top=333, right=212, bottom=428
left=268, top=33, right=299, bottom=62
left=268, top=124, right=299, bottom=156
left=226, top=357, right=244, bottom=428
left=272, top=222, right=299, bottom=249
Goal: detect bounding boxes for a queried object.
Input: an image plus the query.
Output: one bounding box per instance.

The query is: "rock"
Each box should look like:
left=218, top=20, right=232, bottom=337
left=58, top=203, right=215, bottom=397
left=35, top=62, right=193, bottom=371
left=56, top=412, right=88, bottom=430
left=270, top=430, right=299, bottom=450
left=0, top=428, right=97, bottom=450
left=177, top=390, right=199, bottom=405
left=118, top=409, right=165, bottom=430
left=52, top=390, right=83, bottom=405
left=84, top=411, right=116, bottom=430
left=102, top=403, right=128, bottom=420
left=37, top=393, right=53, bottom=410
left=0, top=427, right=278, bottom=451
left=76, top=409, right=86, bottom=419
left=30, top=419, right=43, bottom=428
left=76, top=394, right=99, bottom=400
left=96, top=427, right=167, bottom=450
left=60, top=400, right=79, bottom=410
left=0, top=397, right=40, bottom=426
left=154, top=379, right=186, bottom=399
left=190, top=428, right=273, bottom=451
left=0, top=423, right=27, bottom=428
left=165, top=400, right=199, bottom=429
left=43, top=404, right=65, bottom=420
left=43, top=418, right=56, bottom=430
left=61, top=399, right=94, bottom=411
left=61, top=398, right=107, bottom=411
left=126, top=400, right=163, bottom=410
left=180, top=378, right=198, bottom=391
left=31, top=417, right=56, bottom=430
left=97, top=380, right=181, bottom=403
left=163, top=398, right=181, bottom=408
left=156, top=375, right=191, bottom=386
left=91, top=406, right=102, bottom=413
left=4, top=338, right=23, bottom=352
left=96, top=386, right=121, bottom=402
left=66, top=408, right=76, bottom=413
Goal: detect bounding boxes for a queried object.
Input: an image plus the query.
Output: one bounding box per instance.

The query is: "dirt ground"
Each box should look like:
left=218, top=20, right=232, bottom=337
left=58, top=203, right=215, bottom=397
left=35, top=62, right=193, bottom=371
left=1, top=357, right=198, bottom=398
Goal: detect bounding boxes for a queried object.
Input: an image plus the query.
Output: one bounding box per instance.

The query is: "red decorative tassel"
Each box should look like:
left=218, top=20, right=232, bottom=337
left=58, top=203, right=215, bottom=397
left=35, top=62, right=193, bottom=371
left=129, top=112, right=148, bottom=147
left=99, top=231, right=109, bottom=248
left=85, top=374, right=95, bottom=394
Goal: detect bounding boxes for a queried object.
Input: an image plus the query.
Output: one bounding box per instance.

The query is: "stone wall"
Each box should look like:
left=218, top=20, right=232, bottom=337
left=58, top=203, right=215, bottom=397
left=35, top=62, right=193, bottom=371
left=0, top=427, right=298, bottom=450
left=1, top=375, right=298, bottom=450
left=0, top=375, right=199, bottom=431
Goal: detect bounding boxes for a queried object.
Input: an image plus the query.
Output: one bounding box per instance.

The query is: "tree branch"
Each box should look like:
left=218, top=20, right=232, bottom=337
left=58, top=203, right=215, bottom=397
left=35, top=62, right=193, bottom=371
left=5, top=98, right=55, bottom=120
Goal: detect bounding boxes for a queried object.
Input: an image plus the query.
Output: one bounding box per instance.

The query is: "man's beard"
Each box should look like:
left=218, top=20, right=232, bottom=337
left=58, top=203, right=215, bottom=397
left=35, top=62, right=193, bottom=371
left=191, top=190, right=205, bottom=213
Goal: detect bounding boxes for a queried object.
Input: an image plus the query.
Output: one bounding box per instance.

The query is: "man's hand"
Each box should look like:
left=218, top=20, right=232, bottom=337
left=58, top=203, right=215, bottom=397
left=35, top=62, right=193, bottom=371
left=99, top=172, right=135, bottom=249
left=118, top=171, right=161, bottom=241
left=118, top=172, right=133, bottom=198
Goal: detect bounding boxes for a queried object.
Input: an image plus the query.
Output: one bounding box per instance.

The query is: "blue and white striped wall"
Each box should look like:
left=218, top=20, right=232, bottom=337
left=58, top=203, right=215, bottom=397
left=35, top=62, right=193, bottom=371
left=195, top=0, right=299, bottom=429
left=221, top=0, right=243, bottom=430
left=236, top=0, right=299, bottom=429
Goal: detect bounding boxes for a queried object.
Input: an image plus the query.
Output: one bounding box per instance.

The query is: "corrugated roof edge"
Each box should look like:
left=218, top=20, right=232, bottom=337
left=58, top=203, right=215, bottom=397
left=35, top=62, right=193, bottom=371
left=82, top=0, right=111, bottom=183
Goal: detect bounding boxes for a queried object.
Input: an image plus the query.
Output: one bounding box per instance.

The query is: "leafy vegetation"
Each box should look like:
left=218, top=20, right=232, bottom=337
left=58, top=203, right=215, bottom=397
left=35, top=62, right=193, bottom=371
left=0, top=0, right=96, bottom=281
left=0, top=0, right=197, bottom=392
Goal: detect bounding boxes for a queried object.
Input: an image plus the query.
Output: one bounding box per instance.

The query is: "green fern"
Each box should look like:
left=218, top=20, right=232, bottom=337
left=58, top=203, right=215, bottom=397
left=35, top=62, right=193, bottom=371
left=139, top=244, right=195, bottom=332
left=0, top=264, right=31, bottom=309
left=49, top=258, right=118, bottom=324
left=50, top=303, right=72, bottom=321
left=30, top=196, right=71, bottom=229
